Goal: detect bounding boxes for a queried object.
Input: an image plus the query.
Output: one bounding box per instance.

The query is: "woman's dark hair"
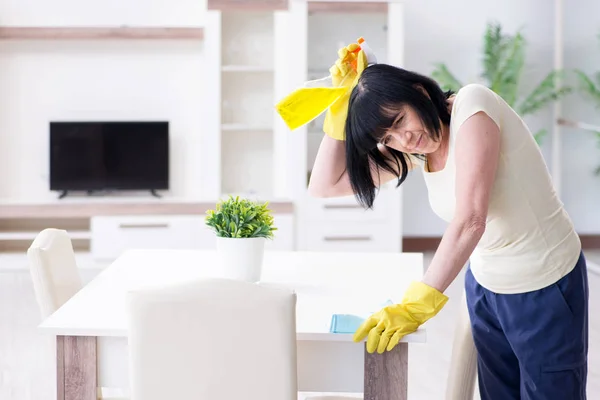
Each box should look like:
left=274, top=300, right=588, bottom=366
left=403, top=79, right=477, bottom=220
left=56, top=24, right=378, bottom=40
left=345, top=64, right=454, bottom=209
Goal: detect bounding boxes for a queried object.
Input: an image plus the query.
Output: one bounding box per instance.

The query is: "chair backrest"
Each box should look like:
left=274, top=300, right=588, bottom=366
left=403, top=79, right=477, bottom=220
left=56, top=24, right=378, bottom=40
left=127, top=278, right=298, bottom=400
left=27, top=228, right=83, bottom=319
left=445, top=291, right=477, bottom=400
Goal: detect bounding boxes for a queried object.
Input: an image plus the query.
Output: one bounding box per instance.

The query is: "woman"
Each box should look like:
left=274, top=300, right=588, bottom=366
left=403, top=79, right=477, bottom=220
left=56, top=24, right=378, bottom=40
left=307, top=49, right=588, bottom=399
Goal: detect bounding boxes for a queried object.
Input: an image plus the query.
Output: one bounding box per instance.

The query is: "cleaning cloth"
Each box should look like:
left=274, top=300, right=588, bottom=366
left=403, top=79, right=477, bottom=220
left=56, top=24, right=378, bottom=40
left=329, top=299, right=394, bottom=334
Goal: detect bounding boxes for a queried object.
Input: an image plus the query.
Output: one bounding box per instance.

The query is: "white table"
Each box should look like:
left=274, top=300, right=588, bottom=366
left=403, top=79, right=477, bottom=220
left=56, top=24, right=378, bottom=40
left=40, top=249, right=425, bottom=400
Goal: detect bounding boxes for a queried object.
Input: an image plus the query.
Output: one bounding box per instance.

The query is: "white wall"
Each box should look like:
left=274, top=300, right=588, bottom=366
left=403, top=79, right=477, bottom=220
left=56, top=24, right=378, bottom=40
left=562, top=2, right=600, bottom=234
left=307, top=12, right=389, bottom=71
left=0, top=0, right=208, bottom=201
left=0, top=0, right=206, bottom=26
left=306, top=2, right=600, bottom=237
left=401, top=0, right=568, bottom=236
left=0, top=1, right=598, bottom=234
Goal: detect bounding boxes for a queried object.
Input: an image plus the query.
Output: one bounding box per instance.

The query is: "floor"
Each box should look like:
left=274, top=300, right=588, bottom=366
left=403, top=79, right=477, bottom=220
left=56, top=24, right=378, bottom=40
left=1, top=250, right=600, bottom=400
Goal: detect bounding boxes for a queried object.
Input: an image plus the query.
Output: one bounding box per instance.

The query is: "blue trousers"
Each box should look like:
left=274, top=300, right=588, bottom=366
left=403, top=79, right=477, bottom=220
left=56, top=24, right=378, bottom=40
left=465, top=252, right=589, bottom=400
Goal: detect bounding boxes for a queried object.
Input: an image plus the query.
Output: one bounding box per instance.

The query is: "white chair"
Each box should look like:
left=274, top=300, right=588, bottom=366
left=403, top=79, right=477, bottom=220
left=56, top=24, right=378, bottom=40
left=127, top=278, right=298, bottom=399
left=27, top=228, right=83, bottom=319
left=445, top=291, right=477, bottom=400
left=27, top=230, right=124, bottom=399
left=127, top=278, right=361, bottom=400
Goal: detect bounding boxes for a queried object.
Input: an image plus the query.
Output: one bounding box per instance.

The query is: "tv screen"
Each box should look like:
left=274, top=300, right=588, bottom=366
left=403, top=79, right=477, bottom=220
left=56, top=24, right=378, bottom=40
left=50, top=121, right=169, bottom=193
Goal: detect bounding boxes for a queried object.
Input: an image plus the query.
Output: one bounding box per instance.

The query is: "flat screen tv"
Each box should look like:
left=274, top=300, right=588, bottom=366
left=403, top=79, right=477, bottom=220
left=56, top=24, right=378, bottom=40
left=50, top=121, right=169, bottom=198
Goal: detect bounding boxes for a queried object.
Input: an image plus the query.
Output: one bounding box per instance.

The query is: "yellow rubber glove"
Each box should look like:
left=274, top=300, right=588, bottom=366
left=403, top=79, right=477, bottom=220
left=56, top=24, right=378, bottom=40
left=274, top=40, right=367, bottom=137
left=353, top=281, right=449, bottom=354
left=323, top=43, right=368, bottom=140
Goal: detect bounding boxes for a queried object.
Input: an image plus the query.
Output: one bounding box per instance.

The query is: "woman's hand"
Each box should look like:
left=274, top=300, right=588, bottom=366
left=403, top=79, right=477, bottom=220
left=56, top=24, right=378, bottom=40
left=323, top=42, right=369, bottom=141
left=353, top=281, right=449, bottom=353
left=329, top=43, right=364, bottom=87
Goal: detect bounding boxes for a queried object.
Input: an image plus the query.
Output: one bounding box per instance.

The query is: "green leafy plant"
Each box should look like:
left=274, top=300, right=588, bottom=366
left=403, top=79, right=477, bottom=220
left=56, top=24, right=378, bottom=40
left=205, top=196, right=276, bottom=239
left=431, top=22, right=572, bottom=144
left=573, top=33, right=600, bottom=175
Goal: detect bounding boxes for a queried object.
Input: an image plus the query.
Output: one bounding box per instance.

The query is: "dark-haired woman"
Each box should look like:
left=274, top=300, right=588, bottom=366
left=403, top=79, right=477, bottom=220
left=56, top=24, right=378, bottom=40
left=308, top=52, right=588, bottom=399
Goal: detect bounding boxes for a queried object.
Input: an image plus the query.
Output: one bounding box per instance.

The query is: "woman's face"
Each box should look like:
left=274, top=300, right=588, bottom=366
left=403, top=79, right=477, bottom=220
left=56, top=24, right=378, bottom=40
left=379, top=105, right=442, bottom=154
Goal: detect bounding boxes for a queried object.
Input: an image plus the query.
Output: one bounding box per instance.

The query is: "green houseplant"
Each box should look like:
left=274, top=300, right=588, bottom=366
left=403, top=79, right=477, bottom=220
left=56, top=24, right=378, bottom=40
left=205, top=196, right=276, bottom=282
left=573, top=33, right=600, bottom=175
left=205, top=196, right=276, bottom=239
left=431, top=22, right=571, bottom=144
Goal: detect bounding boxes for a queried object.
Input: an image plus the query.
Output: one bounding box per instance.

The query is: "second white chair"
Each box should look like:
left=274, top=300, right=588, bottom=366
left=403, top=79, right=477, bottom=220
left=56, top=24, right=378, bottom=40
left=445, top=291, right=477, bottom=400
left=127, top=277, right=362, bottom=400
left=27, top=228, right=83, bottom=319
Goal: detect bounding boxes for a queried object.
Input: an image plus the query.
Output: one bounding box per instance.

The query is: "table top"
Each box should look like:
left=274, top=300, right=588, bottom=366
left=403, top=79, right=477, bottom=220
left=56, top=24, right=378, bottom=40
left=40, top=249, right=426, bottom=343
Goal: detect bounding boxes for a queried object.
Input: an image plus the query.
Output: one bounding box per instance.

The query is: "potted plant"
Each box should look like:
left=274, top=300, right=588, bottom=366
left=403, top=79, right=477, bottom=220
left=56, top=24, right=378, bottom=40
left=431, top=21, right=572, bottom=144
left=205, top=196, right=276, bottom=282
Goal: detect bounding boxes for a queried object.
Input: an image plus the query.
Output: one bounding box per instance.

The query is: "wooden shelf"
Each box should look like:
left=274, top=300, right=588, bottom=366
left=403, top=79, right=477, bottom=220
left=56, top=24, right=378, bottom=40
left=208, top=0, right=288, bottom=11
left=222, top=65, right=273, bottom=72
left=0, top=230, right=91, bottom=241
left=0, top=27, right=205, bottom=40
left=0, top=200, right=293, bottom=219
left=222, top=123, right=272, bottom=131
left=308, top=1, right=388, bottom=13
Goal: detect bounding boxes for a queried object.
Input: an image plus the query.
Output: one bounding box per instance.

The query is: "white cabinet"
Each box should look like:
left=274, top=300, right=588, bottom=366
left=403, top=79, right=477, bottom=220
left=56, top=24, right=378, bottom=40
left=298, top=188, right=401, bottom=253
left=202, top=1, right=405, bottom=252
left=267, top=214, right=295, bottom=250
left=305, top=220, right=398, bottom=252
left=91, top=213, right=295, bottom=260
left=204, top=9, right=286, bottom=200
left=304, top=193, right=392, bottom=223
left=90, top=215, right=213, bottom=260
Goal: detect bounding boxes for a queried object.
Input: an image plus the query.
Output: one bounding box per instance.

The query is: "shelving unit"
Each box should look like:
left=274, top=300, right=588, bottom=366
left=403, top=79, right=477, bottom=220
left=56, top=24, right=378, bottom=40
left=286, top=0, right=405, bottom=252
left=0, top=0, right=407, bottom=255
left=0, top=231, right=91, bottom=241
left=207, top=0, right=288, bottom=11
left=221, top=123, right=273, bottom=131
left=217, top=11, right=277, bottom=198
left=0, top=200, right=294, bottom=253
left=307, top=1, right=388, bottom=13
left=0, top=27, right=205, bottom=40
left=302, top=6, right=390, bottom=186
left=221, top=65, right=274, bottom=72
left=0, top=215, right=91, bottom=251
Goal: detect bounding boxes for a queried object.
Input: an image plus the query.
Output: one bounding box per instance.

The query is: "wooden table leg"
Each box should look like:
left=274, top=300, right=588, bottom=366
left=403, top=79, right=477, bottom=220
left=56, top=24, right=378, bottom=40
left=56, top=336, right=97, bottom=400
left=364, top=343, right=408, bottom=400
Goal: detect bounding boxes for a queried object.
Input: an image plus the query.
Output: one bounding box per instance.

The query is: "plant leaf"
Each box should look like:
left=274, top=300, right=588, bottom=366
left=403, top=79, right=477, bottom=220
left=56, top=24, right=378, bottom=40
left=203, top=196, right=276, bottom=239
left=575, top=70, right=600, bottom=108
left=482, top=22, right=505, bottom=83
left=516, top=70, right=572, bottom=116
left=490, top=30, right=525, bottom=106
left=430, top=63, right=463, bottom=92
left=533, top=128, right=547, bottom=145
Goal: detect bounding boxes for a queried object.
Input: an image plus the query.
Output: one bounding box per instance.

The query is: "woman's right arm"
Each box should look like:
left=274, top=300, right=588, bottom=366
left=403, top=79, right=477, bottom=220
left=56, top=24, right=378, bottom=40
left=307, top=135, right=401, bottom=198
left=306, top=42, right=408, bottom=198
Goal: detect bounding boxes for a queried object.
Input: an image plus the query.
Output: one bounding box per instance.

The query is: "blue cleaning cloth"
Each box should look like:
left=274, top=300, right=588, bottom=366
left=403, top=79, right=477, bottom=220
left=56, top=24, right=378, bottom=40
left=329, top=314, right=365, bottom=334
left=329, top=299, right=394, bottom=334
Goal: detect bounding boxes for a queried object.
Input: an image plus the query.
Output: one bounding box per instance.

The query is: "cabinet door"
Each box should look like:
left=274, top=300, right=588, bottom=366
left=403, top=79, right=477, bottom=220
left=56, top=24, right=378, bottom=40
left=305, top=220, right=397, bottom=253
left=91, top=215, right=208, bottom=260
left=202, top=213, right=295, bottom=251
left=266, top=214, right=294, bottom=250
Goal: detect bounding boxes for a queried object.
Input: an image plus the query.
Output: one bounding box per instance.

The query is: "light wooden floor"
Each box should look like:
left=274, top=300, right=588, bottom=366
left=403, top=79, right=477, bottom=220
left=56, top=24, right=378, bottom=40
left=1, top=250, right=600, bottom=400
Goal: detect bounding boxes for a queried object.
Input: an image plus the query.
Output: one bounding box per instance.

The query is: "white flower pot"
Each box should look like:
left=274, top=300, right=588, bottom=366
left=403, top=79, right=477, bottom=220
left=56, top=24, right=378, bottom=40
left=216, top=237, right=266, bottom=282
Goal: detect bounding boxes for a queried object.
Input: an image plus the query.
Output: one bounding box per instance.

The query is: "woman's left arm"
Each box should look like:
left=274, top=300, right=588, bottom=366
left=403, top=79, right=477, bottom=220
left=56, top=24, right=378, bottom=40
left=422, top=111, right=501, bottom=293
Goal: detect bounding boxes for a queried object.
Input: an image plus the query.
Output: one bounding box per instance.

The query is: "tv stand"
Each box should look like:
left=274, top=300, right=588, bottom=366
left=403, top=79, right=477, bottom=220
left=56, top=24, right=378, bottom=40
left=56, top=189, right=163, bottom=199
